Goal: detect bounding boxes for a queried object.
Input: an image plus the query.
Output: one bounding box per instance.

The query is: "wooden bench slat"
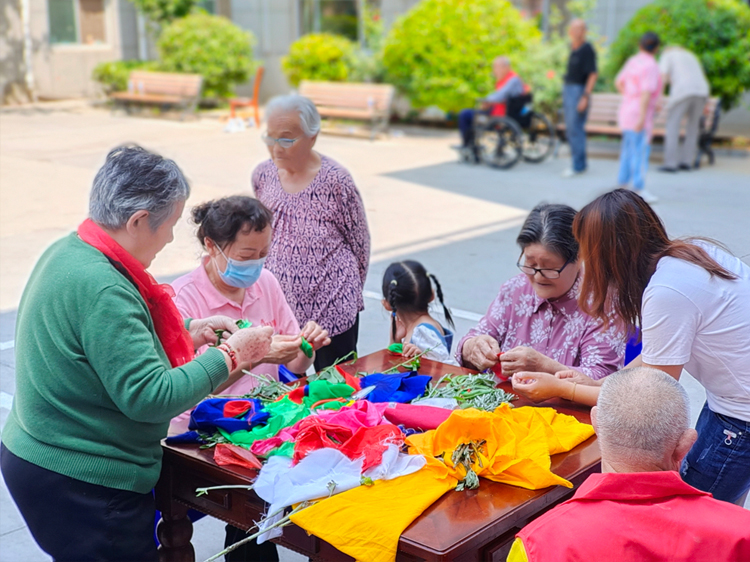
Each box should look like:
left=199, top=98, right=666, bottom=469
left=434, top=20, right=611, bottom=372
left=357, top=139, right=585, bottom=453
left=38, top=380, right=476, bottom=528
left=110, top=71, right=203, bottom=119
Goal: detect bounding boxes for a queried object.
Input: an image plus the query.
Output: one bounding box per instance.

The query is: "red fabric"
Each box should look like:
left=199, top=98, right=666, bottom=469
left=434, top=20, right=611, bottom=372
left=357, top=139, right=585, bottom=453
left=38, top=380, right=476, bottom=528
left=292, top=416, right=403, bottom=471
left=77, top=219, right=194, bottom=367
left=518, top=471, right=750, bottom=562
left=489, top=71, right=519, bottom=117
left=336, top=366, right=362, bottom=392
left=491, top=353, right=507, bottom=381
left=286, top=387, right=305, bottom=404
left=383, top=403, right=451, bottom=431
left=214, top=443, right=263, bottom=470
left=223, top=400, right=252, bottom=418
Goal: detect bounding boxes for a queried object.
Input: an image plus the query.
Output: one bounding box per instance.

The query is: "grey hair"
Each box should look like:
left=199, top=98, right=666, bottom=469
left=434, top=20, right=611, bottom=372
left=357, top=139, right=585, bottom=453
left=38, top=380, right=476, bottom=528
left=516, top=203, right=579, bottom=263
left=493, top=56, right=511, bottom=67
left=597, top=367, right=690, bottom=463
left=265, top=94, right=321, bottom=137
left=89, top=145, right=190, bottom=230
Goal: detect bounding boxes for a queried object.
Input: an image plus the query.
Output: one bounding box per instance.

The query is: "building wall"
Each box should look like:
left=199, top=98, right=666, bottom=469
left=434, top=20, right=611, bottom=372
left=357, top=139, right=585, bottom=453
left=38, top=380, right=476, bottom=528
left=1, top=0, right=27, bottom=102
left=27, top=0, right=132, bottom=99
left=588, top=0, right=652, bottom=43
left=231, top=0, right=299, bottom=102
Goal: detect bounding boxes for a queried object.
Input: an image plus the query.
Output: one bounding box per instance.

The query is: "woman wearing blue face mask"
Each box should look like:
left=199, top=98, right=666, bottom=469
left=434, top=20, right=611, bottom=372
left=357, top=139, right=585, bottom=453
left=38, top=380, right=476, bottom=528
left=171, top=196, right=331, bottom=403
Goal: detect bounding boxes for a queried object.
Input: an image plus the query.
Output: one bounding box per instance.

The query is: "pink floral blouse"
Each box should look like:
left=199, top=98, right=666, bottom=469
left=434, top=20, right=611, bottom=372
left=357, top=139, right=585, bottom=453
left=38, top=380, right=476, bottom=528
left=455, top=274, right=626, bottom=379
left=252, top=156, right=371, bottom=336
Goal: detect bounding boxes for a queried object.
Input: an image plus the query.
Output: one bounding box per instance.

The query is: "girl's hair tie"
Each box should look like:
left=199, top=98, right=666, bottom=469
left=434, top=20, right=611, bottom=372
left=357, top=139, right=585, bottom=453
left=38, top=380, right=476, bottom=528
left=390, top=279, right=398, bottom=286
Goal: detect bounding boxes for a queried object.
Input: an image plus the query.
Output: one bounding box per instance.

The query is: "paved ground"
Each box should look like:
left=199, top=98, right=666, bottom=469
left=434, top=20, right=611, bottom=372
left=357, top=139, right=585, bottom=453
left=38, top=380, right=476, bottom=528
left=1, top=102, right=748, bottom=561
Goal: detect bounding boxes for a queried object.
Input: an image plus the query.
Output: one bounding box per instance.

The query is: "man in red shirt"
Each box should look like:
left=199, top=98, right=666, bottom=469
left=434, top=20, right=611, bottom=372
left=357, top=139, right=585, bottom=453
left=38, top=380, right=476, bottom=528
left=456, top=57, right=525, bottom=155
left=508, top=367, right=750, bottom=562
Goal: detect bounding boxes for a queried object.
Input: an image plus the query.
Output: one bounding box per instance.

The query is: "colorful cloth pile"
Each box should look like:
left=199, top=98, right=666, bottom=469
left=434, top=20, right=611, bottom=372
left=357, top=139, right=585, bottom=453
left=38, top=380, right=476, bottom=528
left=178, top=372, right=594, bottom=562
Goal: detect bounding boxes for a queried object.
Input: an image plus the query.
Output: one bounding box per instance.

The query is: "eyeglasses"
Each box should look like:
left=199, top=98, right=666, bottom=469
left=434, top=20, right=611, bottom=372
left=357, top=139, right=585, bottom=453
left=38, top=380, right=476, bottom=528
left=516, top=254, right=572, bottom=279
left=261, top=134, right=299, bottom=149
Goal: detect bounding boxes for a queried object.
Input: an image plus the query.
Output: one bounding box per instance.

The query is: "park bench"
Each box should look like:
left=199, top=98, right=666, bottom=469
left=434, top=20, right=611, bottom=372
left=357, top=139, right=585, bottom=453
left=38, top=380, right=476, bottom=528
left=299, top=80, right=395, bottom=139
left=110, top=71, right=203, bottom=120
left=557, top=93, right=721, bottom=165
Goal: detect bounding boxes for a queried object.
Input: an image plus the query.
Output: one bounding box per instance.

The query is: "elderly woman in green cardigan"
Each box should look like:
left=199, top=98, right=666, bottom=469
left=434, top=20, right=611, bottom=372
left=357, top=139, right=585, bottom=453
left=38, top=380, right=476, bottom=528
left=0, top=146, right=273, bottom=562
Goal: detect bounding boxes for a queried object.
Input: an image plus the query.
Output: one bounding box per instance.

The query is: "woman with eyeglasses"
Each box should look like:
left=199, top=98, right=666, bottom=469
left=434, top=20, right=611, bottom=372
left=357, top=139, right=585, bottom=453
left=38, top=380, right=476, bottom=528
left=456, top=203, right=626, bottom=380
left=252, top=95, right=371, bottom=371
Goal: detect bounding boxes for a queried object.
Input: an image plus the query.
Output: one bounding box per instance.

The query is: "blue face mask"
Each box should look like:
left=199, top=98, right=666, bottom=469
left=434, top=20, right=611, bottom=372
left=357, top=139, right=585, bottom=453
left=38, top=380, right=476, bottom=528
left=214, top=246, right=266, bottom=289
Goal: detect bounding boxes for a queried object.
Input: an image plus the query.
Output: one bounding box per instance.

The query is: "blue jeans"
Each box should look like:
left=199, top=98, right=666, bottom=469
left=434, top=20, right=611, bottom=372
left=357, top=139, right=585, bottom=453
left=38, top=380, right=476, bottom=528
left=458, top=108, right=477, bottom=146
left=681, top=402, right=750, bottom=504
left=562, top=84, right=588, bottom=172
left=617, top=130, right=648, bottom=190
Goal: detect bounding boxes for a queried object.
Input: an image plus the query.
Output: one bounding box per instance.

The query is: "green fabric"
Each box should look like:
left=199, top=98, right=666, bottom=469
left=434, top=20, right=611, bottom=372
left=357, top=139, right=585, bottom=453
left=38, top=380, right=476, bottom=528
left=306, top=380, right=354, bottom=404
left=2, top=233, right=229, bottom=493
left=220, top=397, right=308, bottom=449
left=267, top=441, right=295, bottom=458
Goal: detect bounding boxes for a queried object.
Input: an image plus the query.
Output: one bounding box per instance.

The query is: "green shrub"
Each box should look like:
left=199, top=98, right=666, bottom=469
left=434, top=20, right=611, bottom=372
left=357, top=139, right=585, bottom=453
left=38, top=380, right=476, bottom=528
left=381, top=0, right=542, bottom=113
left=604, top=0, right=750, bottom=110
left=130, top=0, right=197, bottom=26
left=92, top=60, right=159, bottom=93
left=282, top=33, right=356, bottom=87
left=158, top=12, right=256, bottom=99
left=511, top=38, right=569, bottom=118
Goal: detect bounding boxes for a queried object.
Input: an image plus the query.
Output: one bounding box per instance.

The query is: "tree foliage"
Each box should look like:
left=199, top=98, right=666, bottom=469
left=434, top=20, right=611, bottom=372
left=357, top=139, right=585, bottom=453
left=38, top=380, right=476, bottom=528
left=129, top=0, right=196, bottom=26
left=605, top=0, right=750, bottom=110
left=381, top=0, right=542, bottom=113
left=158, top=12, right=256, bottom=99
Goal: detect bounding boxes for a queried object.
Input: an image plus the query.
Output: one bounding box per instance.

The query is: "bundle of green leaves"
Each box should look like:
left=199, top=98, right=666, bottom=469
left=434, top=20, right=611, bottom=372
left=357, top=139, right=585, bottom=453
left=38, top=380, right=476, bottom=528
left=604, top=0, right=750, bottom=110
left=381, top=0, right=541, bottom=113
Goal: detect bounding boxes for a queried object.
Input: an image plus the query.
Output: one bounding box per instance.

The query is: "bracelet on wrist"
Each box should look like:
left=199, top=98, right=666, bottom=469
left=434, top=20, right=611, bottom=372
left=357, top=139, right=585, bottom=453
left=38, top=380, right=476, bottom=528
left=217, top=342, right=238, bottom=371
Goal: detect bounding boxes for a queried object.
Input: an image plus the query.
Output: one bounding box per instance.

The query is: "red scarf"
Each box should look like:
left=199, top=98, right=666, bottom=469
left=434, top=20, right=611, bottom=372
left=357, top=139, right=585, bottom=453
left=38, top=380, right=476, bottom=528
left=77, top=219, right=194, bottom=367
left=490, top=71, right=520, bottom=117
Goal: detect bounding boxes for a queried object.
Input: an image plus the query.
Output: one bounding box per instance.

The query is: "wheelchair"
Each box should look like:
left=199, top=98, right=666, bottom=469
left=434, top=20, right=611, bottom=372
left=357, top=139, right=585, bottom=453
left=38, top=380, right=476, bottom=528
left=458, top=93, right=556, bottom=169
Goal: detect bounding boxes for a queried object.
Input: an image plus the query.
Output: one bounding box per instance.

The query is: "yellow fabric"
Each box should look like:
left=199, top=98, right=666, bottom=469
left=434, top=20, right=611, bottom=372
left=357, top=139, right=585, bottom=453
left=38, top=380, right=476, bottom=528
left=406, top=405, right=594, bottom=490
left=507, top=538, right=529, bottom=562
left=290, top=461, right=457, bottom=562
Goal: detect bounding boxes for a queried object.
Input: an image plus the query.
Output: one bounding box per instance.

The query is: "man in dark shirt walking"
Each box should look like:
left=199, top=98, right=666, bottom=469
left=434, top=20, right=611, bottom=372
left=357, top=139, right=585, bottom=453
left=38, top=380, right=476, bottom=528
left=562, top=19, right=598, bottom=177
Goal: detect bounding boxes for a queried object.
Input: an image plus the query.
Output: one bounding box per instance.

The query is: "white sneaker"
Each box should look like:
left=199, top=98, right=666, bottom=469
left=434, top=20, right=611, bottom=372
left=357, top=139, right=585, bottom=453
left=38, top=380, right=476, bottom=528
left=633, top=189, right=659, bottom=204
left=562, top=168, right=586, bottom=178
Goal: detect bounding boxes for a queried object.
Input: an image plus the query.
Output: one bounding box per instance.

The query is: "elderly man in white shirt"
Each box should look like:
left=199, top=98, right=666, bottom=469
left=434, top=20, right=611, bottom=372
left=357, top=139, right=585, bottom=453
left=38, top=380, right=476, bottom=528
left=657, top=45, right=710, bottom=172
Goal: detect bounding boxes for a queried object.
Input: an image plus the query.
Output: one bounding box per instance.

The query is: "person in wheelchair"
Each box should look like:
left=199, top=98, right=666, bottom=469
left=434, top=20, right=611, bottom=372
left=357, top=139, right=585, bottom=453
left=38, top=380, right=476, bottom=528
left=455, top=57, right=526, bottom=157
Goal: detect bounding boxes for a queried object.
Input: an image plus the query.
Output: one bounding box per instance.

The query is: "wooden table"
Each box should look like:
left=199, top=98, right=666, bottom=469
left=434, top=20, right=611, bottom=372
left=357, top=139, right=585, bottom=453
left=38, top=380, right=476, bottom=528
left=156, top=351, right=600, bottom=562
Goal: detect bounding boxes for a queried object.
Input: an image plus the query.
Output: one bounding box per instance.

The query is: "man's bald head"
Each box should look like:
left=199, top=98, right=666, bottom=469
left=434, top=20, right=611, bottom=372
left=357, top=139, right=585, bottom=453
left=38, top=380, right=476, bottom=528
left=568, top=18, right=587, bottom=44
left=592, top=367, right=697, bottom=472
left=492, top=57, right=512, bottom=80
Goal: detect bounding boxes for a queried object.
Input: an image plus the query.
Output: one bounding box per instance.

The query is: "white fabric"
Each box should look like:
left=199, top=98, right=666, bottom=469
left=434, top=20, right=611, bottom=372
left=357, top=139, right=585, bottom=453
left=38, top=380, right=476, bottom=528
left=409, top=324, right=459, bottom=366
left=254, top=445, right=426, bottom=543
left=658, top=47, right=710, bottom=106
left=642, top=242, right=750, bottom=420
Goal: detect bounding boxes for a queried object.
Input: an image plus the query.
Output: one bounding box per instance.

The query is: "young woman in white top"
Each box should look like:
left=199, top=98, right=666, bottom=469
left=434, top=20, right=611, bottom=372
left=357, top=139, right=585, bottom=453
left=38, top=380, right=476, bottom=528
left=511, top=189, right=750, bottom=505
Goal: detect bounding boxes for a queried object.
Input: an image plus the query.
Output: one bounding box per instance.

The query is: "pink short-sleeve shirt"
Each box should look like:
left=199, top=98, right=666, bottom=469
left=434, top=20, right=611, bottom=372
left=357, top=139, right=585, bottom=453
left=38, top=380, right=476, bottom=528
left=616, top=51, right=662, bottom=135
left=171, top=259, right=300, bottom=403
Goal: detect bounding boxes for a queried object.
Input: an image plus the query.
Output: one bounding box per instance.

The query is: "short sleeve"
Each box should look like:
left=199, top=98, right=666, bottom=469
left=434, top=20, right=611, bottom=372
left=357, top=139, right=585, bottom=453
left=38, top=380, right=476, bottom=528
left=641, top=284, right=700, bottom=366
left=658, top=52, right=671, bottom=76
left=410, top=325, right=459, bottom=366
left=585, top=44, right=597, bottom=74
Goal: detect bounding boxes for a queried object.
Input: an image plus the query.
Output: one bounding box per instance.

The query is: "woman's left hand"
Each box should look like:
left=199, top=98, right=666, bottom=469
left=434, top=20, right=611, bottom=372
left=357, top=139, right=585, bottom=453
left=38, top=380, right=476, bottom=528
left=189, top=315, right=240, bottom=349
left=301, top=321, right=330, bottom=350
left=511, top=371, right=570, bottom=403
left=500, top=346, right=557, bottom=376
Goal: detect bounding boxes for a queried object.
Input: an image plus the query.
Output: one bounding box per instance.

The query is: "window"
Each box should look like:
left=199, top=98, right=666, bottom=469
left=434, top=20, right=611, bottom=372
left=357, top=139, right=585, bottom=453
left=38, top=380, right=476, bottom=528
left=197, top=0, right=217, bottom=13
left=48, top=0, right=105, bottom=45
left=299, top=0, right=359, bottom=41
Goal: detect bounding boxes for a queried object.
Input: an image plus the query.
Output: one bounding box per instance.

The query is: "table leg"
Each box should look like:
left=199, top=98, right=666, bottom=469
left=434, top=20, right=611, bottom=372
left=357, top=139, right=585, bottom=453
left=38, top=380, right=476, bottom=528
left=157, top=504, right=195, bottom=562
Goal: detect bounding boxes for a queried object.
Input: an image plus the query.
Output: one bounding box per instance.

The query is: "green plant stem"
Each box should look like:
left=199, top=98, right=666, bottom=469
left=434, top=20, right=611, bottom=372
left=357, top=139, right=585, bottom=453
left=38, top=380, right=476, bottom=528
left=383, top=348, right=431, bottom=374
left=195, top=484, right=254, bottom=497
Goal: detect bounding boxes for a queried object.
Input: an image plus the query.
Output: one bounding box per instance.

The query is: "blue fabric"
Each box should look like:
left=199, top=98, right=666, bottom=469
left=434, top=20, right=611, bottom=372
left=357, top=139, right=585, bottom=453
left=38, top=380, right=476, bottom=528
left=416, top=323, right=454, bottom=352
left=617, top=130, right=648, bottom=189
left=360, top=372, right=432, bottom=404
left=278, top=364, right=298, bottom=384
left=563, top=83, right=588, bottom=172
left=164, top=430, right=204, bottom=445
left=188, top=398, right=269, bottom=434
left=681, top=402, right=750, bottom=504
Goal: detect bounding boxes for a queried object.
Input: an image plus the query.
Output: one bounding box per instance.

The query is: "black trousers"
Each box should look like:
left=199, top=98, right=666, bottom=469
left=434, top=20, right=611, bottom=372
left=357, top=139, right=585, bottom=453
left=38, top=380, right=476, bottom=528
left=1, top=443, right=158, bottom=562
left=313, top=314, right=360, bottom=372
left=224, top=524, right=279, bottom=562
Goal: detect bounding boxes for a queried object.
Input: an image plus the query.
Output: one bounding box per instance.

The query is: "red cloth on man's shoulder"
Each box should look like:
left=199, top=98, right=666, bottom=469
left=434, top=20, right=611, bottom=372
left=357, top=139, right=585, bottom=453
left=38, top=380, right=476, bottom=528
left=490, top=71, right=520, bottom=117
left=518, top=471, right=750, bottom=562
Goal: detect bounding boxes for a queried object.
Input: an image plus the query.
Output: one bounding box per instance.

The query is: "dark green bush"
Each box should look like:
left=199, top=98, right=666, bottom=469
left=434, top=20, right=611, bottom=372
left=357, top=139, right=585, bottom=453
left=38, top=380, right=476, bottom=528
left=604, top=0, right=750, bottom=110
left=158, top=12, right=256, bottom=99
left=130, top=0, right=197, bottom=26
left=282, top=33, right=356, bottom=87
left=381, top=0, right=541, bottom=113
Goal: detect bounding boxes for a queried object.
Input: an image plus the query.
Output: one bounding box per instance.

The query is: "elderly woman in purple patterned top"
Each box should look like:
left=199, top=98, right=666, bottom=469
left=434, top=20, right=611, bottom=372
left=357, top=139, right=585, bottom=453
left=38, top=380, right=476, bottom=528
left=457, top=203, right=626, bottom=380
left=253, top=94, right=371, bottom=371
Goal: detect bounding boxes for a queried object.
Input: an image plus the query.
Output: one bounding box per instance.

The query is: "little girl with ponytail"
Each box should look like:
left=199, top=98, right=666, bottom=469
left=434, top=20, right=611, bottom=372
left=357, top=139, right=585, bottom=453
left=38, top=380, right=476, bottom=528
left=381, top=260, right=458, bottom=365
